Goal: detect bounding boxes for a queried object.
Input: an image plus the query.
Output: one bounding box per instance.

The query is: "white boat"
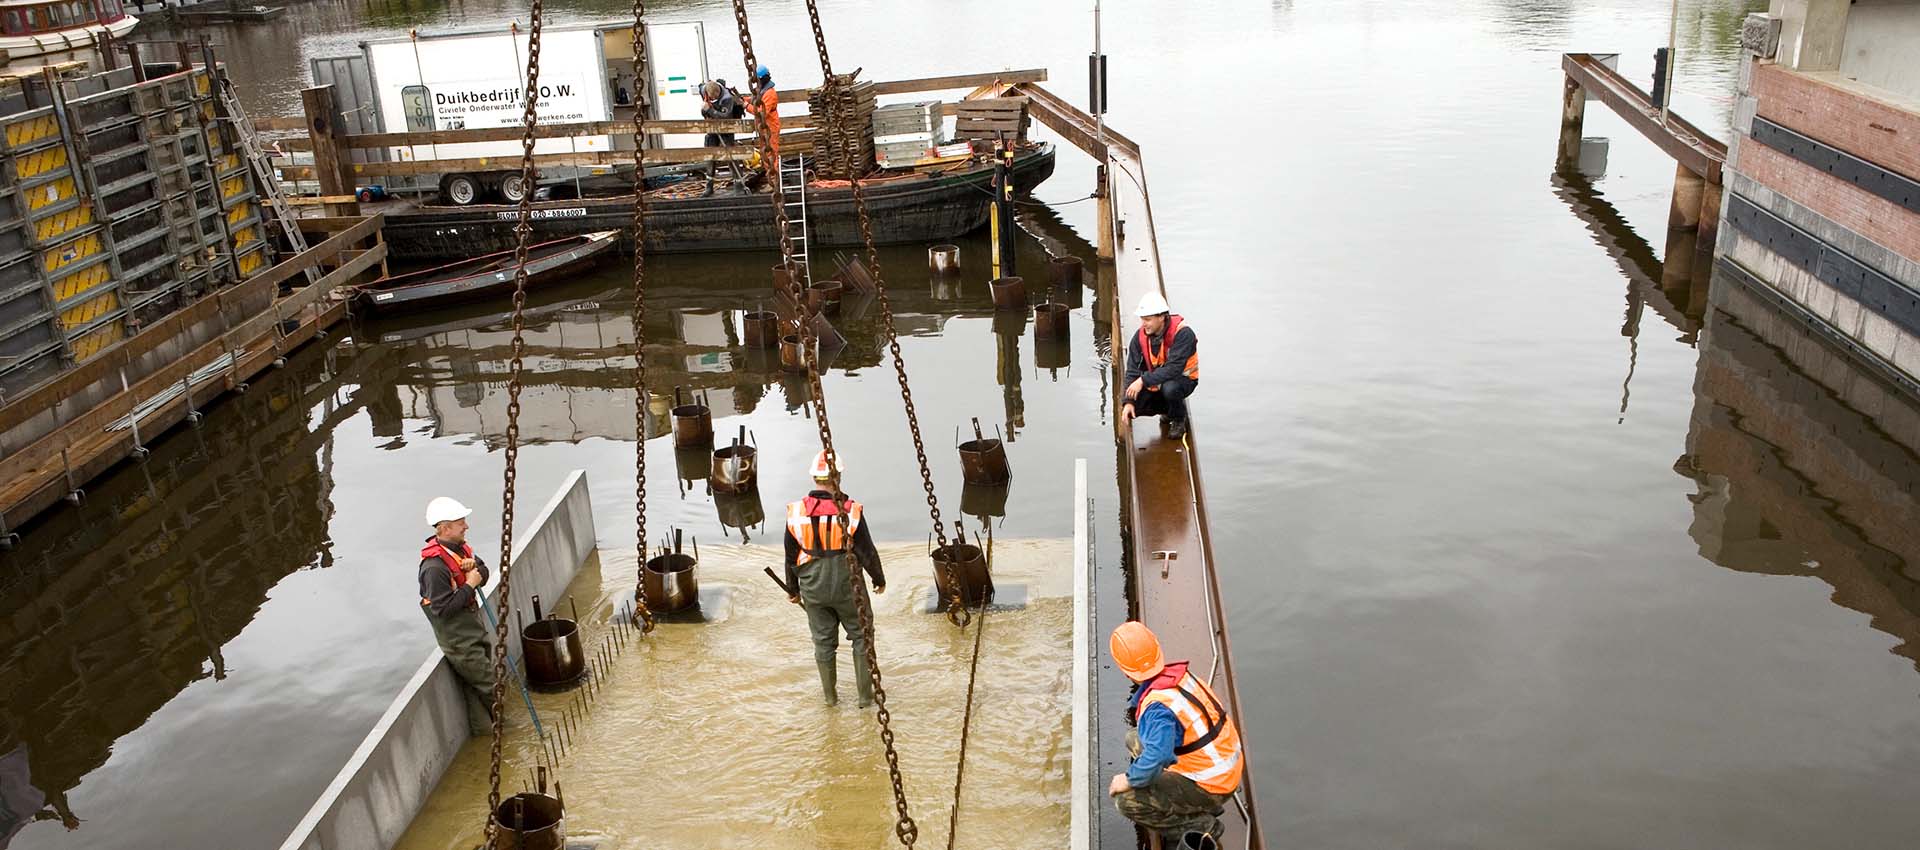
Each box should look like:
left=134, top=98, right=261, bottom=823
left=0, top=0, right=137, bottom=73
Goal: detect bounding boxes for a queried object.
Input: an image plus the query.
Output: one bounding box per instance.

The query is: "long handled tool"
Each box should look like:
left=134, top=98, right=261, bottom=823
left=478, top=595, right=548, bottom=740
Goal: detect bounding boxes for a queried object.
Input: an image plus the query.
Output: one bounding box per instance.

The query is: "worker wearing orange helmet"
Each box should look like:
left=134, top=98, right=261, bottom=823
left=784, top=449, right=886, bottom=707
left=1108, top=620, right=1243, bottom=847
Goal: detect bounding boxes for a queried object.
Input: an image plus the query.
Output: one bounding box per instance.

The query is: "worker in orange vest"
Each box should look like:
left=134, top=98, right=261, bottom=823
left=1108, top=620, right=1243, bottom=848
left=418, top=496, right=496, bottom=736
left=784, top=450, right=886, bottom=707
left=744, top=65, right=781, bottom=161
left=1122, top=291, right=1199, bottom=439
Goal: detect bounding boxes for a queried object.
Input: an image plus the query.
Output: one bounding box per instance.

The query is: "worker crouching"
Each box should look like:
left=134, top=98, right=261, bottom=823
left=1122, top=292, right=1199, bottom=439
left=784, top=450, right=887, bottom=707
left=1108, top=621, right=1243, bottom=848
left=418, top=496, right=497, bottom=736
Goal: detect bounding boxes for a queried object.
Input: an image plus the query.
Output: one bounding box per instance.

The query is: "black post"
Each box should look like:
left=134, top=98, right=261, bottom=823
left=1651, top=47, right=1671, bottom=109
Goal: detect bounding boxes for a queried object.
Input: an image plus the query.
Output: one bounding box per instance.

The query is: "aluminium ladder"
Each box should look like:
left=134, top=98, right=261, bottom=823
left=214, top=74, right=319, bottom=284
left=776, top=153, right=813, bottom=288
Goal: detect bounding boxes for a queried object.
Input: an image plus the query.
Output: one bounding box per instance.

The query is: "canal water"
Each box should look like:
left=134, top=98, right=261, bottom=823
left=4, top=0, right=1919, bottom=848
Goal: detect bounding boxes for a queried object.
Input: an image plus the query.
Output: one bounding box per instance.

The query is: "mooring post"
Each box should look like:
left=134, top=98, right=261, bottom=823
left=1690, top=180, right=1723, bottom=292
left=1557, top=74, right=1586, bottom=169
left=1094, top=163, right=1115, bottom=262
left=300, top=84, right=360, bottom=217
left=1668, top=162, right=1704, bottom=232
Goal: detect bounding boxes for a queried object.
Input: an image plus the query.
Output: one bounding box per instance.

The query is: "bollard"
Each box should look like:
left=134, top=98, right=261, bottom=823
left=742, top=310, right=781, bottom=350
left=989, top=276, right=1026, bottom=311
left=644, top=528, right=701, bottom=613
left=929, top=243, right=960, bottom=276
left=1033, top=302, right=1069, bottom=340
left=670, top=387, right=712, bottom=448
left=956, top=417, right=1012, bottom=485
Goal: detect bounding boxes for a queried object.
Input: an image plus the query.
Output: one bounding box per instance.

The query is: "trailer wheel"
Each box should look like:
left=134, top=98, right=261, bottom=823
left=497, top=173, right=530, bottom=204
left=442, top=174, right=482, bottom=206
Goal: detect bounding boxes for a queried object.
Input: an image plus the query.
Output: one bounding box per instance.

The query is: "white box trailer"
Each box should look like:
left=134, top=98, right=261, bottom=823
left=311, top=20, right=711, bottom=204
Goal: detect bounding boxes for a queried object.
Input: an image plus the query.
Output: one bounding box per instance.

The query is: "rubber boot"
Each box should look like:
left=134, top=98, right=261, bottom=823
left=853, top=645, right=874, bottom=708
left=1178, top=832, right=1218, bottom=850
left=816, top=655, right=839, bottom=706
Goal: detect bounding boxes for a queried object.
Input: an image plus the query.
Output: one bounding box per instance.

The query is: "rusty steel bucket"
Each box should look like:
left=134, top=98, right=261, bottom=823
left=670, top=387, right=712, bottom=448
left=772, top=262, right=808, bottom=295
left=644, top=529, right=700, bottom=613
left=989, top=276, right=1026, bottom=311
left=779, top=334, right=812, bottom=373
left=1048, top=254, right=1083, bottom=293
left=806, top=278, right=844, bottom=316
left=933, top=533, right=994, bottom=608
left=710, top=426, right=758, bottom=495
left=929, top=243, right=960, bottom=276
left=493, top=769, right=565, bottom=850
left=1033, top=302, right=1069, bottom=339
left=518, top=595, right=585, bottom=687
left=743, top=310, right=781, bottom=350
left=956, top=417, right=1011, bottom=485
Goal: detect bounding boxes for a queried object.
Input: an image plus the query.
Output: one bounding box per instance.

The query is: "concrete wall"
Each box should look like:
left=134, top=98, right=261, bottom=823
left=276, top=470, right=596, bottom=850
left=1841, top=0, right=1920, bottom=100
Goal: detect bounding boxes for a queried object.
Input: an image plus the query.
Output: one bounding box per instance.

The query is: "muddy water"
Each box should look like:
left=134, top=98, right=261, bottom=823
left=395, top=541, right=1074, bottom=850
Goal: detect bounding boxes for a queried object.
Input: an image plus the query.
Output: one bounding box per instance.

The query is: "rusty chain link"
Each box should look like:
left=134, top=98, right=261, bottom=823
left=626, top=0, right=657, bottom=635
left=486, top=0, right=545, bottom=844
left=730, top=1, right=918, bottom=845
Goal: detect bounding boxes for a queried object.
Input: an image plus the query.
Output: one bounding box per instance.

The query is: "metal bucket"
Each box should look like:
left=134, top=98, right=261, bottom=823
left=779, top=334, right=813, bottom=373
left=806, top=278, right=844, bottom=316
left=742, top=310, right=781, bottom=350
left=670, top=387, right=712, bottom=448
left=956, top=417, right=1011, bottom=485
left=492, top=770, right=565, bottom=850
left=1048, top=254, right=1083, bottom=293
left=989, top=276, right=1026, bottom=311
left=933, top=537, right=993, bottom=608
left=710, top=426, right=757, bottom=494
left=643, top=529, right=700, bottom=613
left=929, top=243, right=960, bottom=276
left=1033, top=302, right=1069, bottom=339
left=772, top=262, right=807, bottom=295
left=518, top=595, right=585, bottom=687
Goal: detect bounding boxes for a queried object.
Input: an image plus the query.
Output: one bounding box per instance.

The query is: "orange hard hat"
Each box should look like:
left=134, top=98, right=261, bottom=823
left=1109, top=620, right=1165, bottom=682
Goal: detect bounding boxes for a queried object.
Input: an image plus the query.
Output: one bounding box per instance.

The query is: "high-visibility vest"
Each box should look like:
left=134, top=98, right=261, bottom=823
left=753, top=87, right=781, bottom=155
left=1137, top=314, right=1199, bottom=387
left=420, top=537, right=474, bottom=608
left=787, top=497, right=863, bottom=566
left=1139, top=669, right=1243, bottom=795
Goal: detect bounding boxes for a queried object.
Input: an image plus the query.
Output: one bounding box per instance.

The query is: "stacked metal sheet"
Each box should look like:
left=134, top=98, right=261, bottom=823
left=0, top=65, right=271, bottom=400
left=806, top=74, right=876, bottom=179
left=872, top=99, right=946, bottom=168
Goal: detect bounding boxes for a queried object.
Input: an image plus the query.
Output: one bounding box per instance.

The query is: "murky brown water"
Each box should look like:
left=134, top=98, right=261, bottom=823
left=5, top=0, right=1920, bottom=848
left=395, top=541, right=1073, bottom=850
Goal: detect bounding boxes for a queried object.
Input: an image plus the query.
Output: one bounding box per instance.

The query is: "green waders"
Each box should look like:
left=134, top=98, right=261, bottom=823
left=1115, top=730, right=1231, bottom=841
left=425, top=606, right=498, bottom=736
left=796, top=550, right=873, bottom=707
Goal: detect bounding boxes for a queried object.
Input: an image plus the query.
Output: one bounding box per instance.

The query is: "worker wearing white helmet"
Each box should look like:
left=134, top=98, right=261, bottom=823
left=783, top=449, right=887, bottom=708
left=418, top=496, right=496, bottom=736
left=1123, top=291, right=1200, bottom=439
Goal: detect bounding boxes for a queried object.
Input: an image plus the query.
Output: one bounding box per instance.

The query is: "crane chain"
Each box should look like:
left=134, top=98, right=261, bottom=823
left=729, top=2, right=918, bottom=846
left=626, top=0, right=657, bottom=634
left=486, top=0, right=545, bottom=843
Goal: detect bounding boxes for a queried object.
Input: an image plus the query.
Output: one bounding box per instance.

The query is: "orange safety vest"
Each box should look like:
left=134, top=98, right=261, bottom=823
left=1138, top=314, right=1199, bottom=388
left=1139, top=667, right=1244, bottom=795
left=752, top=87, right=781, bottom=156
left=787, top=496, right=863, bottom=566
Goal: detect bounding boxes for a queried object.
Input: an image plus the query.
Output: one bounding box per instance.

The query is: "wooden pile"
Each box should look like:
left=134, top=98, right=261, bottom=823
left=806, top=73, right=876, bottom=178
left=953, top=96, right=1030, bottom=144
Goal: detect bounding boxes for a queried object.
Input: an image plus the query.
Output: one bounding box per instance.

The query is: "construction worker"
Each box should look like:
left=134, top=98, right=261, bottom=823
left=743, top=65, right=781, bottom=160
left=419, top=496, right=497, bottom=736
left=1122, top=291, right=1199, bottom=439
left=698, top=80, right=748, bottom=196
left=1108, top=621, right=1243, bottom=848
left=784, top=450, right=886, bottom=707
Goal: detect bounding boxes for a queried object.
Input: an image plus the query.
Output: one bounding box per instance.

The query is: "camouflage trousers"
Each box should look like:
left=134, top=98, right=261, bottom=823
left=1114, top=730, right=1231, bottom=840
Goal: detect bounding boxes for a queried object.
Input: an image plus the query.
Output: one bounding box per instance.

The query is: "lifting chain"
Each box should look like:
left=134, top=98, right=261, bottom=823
left=485, top=0, right=546, bottom=843
left=626, top=0, right=657, bottom=635
left=729, top=2, right=918, bottom=845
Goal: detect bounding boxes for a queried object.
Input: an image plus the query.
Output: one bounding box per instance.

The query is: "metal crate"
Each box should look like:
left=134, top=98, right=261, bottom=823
left=872, top=100, right=943, bottom=136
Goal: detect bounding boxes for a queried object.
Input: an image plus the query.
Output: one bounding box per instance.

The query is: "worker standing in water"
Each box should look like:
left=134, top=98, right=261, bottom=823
left=784, top=450, right=886, bottom=707
left=1108, top=621, right=1243, bottom=849
left=1122, top=291, right=1199, bottom=439
left=418, top=497, right=496, bottom=736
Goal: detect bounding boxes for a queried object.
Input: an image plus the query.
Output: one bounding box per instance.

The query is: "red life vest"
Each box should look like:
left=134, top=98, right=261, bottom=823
left=787, top=495, right=864, bottom=567
left=420, top=537, right=474, bottom=607
left=1137, top=315, right=1199, bottom=389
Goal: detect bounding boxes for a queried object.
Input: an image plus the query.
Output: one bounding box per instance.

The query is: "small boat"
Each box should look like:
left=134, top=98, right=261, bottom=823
left=354, top=231, right=619, bottom=313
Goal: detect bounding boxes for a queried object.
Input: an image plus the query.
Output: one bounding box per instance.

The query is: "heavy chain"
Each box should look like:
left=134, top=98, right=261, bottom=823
left=731, top=2, right=917, bottom=845
left=486, top=0, right=545, bottom=843
left=626, top=0, right=657, bottom=634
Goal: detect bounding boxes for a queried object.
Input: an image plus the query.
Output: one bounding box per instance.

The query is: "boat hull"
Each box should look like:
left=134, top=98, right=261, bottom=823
left=356, top=232, right=618, bottom=314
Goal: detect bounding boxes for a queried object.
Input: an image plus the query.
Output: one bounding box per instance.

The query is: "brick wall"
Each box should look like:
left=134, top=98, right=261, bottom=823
left=1736, top=141, right=1920, bottom=266
left=1752, top=63, right=1920, bottom=183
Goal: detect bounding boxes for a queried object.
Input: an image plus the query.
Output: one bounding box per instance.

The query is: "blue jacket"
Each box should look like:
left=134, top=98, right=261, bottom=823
left=1126, top=687, right=1181, bottom=787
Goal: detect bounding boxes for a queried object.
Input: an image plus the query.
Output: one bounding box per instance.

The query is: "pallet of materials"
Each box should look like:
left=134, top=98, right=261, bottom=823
left=806, top=74, right=876, bottom=179
left=953, top=96, right=1030, bottom=143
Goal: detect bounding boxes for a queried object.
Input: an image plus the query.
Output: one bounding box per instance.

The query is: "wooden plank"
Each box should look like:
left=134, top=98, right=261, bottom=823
left=301, top=86, right=356, bottom=202
left=286, top=195, right=360, bottom=206
left=1562, top=53, right=1721, bottom=182
left=956, top=96, right=1030, bottom=111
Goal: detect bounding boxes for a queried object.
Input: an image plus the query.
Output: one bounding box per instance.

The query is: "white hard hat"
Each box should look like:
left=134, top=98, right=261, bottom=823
left=809, top=449, right=844, bottom=479
left=1134, top=291, right=1171, bottom=317
left=425, top=496, right=473, bottom=527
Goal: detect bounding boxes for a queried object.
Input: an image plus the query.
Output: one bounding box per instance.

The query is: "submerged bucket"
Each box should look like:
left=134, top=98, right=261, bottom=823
left=710, top=426, right=758, bottom=494
left=670, top=387, right=712, bottom=448
left=492, top=789, right=565, bottom=850
left=807, top=278, right=844, bottom=316
left=932, top=540, right=994, bottom=608
left=772, top=262, right=807, bottom=295
left=742, top=310, right=781, bottom=350
left=674, top=445, right=711, bottom=483
left=989, top=276, right=1026, bottom=311
left=715, top=489, right=766, bottom=531
left=956, top=417, right=1011, bottom=486
left=929, top=243, right=960, bottom=276
left=644, top=530, right=700, bottom=613
left=1033, top=302, right=1069, bottom=339
left=779, top=334, right=812, bottom=373
left=1048, top=254, right=1083, bottom=293
left=1035, top=337, right=1071, bottom=371
left=519, top=595, right=584, bottom=687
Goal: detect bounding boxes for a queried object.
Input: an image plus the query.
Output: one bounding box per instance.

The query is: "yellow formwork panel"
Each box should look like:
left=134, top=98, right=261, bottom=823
left=234, top=225, right=259, bottom=246
left=51, top=262, right=111, bottom=303
left=34, top=205, right=94, bottom=243
left=4, top=115, right=59, bottom=150
left=58, top=289, right=116, bottom=330
left=27, top=176, right=77, bottom=212
left=69, top=320, right=124, bottom=361
left=41, top=233, right=102, bottom=276
left=215, top=152, right=241, bottom=174
left=194, top=73, right=211, bottom=95
left=15, top=145, right=69, bottom=180
left=236, top=246, right=266, bottom=277
left=226, top=201, right=254, bottom=226
left=220, top=174, right=247, bottom=199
